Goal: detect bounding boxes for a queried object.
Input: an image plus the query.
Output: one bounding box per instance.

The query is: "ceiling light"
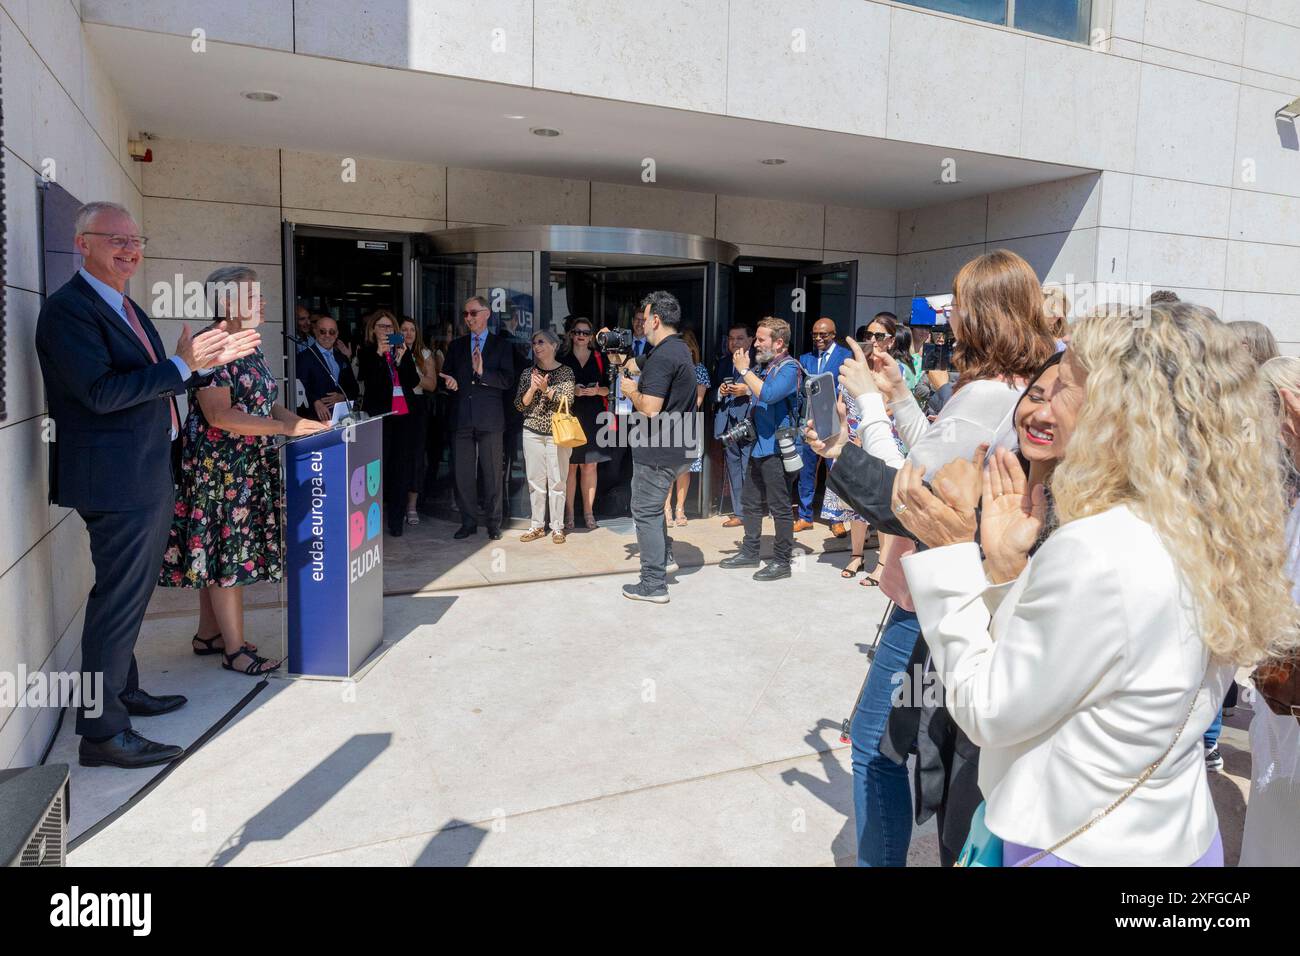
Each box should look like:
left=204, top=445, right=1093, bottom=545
left=241, top=90, right=281, bottom=102
left=531, top=127, right=562, bottom=137
left=759, top=158, right=786, bottom=165
left=504, top=114, right=527, bottom=120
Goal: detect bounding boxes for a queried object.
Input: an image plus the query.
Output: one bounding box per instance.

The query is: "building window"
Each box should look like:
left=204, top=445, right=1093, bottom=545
left=903, top=0, right=1093, bottom=44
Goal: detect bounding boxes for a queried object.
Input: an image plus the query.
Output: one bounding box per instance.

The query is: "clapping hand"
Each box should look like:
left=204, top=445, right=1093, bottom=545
left=177, top=323, right=231, bottom=371
left=980, top=447, right=1048, bottom=584
left=439, top=372, right=459, bottom=392
left=803, top=397, right=850, bottom=460
left=931, top=444, right=987, bottom=515
left=891, top=454, right=980, bottom=548
left=530, top=369, right=548, bottom=392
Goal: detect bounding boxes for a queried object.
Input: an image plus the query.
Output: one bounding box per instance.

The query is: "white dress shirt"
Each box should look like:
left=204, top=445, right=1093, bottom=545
left=902, top=504, right=1233, bottom=866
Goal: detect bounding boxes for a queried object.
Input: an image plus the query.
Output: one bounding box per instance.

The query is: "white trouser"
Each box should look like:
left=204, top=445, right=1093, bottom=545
left=522, top=428, right=571, bottom=532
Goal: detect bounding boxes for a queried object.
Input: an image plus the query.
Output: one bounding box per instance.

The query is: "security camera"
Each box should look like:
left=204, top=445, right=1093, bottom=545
left=1278, top=95, right=1300, bottom=120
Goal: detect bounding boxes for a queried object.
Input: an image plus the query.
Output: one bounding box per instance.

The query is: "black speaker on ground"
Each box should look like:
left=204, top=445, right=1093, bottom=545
left=0, top=764, right=70, bottom=866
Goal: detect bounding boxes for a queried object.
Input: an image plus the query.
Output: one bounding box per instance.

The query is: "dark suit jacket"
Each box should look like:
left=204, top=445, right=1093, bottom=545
left=442, top=332, right=516, bottom=432
left=356, top=344, right=422, bottom=417
left=35, top=272, right=198, bottom=512
left=297, top=341, right=360, bottom=409
left=712, top=348, right=755, bottom=438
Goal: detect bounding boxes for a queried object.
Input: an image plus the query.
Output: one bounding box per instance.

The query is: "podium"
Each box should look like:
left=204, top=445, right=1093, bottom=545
left=280, top=415, right=386, bottom=678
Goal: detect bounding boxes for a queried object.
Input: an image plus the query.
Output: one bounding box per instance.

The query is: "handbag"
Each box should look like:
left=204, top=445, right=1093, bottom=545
left=551, top=394, right=586, bottom=448
left=956, top=672, right=1208, bottom=867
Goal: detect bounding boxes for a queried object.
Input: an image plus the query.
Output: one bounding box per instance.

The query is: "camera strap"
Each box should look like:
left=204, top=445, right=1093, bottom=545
left=744, top=356, right=805, bottom=438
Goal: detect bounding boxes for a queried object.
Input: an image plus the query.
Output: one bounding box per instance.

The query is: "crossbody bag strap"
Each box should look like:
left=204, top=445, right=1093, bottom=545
left=1017, top=672, right=1209, bottom=867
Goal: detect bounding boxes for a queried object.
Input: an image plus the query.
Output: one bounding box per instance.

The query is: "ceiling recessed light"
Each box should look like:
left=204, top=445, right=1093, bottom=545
left=531, top=127, right=562, bottom=137
left=759, top=158, right=787, bottom=165
left=242, top=90, right=281, bottom=102
left=504, top=113, right=527, bottom=120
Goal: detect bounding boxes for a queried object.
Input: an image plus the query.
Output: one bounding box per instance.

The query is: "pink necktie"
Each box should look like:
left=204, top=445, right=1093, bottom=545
left=123, top=297, right=180, bottom=437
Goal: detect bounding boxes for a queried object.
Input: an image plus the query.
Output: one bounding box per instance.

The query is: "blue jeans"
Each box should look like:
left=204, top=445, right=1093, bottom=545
left=851, top=606, right=921, bottom=867
left=1204, top=706, right=1223, bottom=750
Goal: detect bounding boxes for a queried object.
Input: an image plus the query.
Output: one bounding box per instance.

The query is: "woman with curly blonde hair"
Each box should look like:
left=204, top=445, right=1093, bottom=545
left=894, top=301, right=1299, bottom=866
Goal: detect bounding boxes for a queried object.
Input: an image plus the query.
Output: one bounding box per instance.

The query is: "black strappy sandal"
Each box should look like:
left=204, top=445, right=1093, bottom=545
left=841, top=554, right=865, bottom=578
left=194, top=632, right=257, bottom=655
left=222, top=644, right=282, bottom=676
left=192, top=633, right=224, bottom=656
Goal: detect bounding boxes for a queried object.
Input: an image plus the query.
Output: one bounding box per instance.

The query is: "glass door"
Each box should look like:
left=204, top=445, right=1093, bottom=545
left=795, top=261, right=859, bottom=353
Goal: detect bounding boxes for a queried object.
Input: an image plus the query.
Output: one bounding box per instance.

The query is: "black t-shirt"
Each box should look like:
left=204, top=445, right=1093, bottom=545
left=629, top=333, right=700, bottom=468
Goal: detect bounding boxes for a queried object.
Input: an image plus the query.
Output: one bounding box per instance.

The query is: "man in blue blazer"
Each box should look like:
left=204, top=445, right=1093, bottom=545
left=711, top=323, right=755, bottom=526
left=35, top=202, right=258, bottom=769
left=795, top=317, right=849, bottom=531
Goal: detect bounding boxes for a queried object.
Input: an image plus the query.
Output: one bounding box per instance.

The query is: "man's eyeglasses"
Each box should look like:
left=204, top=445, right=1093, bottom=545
left=811, top=331, right=835, bottom=339
left=81, top=232, right=148, bottom=249
left=462, top=308, right=488, bottom=317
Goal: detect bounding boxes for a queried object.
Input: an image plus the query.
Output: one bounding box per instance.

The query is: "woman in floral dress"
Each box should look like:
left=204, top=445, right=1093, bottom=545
left=160, top=266, right=326, bottom=675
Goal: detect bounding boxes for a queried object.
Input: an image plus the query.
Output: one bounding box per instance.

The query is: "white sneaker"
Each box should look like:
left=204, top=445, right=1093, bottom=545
left=406, top=511, right=420, bottom=526
left=665, top=558, right=679, bottom=574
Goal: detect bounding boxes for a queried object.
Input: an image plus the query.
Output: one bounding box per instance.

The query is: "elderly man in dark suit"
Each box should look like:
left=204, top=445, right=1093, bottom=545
left=438, top=295, right=517, bottom=539
left=297, top=314, right=360, bottom=420
left=35, top=201, right=258, bottom=769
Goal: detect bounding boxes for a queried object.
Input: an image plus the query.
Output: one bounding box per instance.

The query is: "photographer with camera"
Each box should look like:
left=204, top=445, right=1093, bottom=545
left=718, top=317, right=804, bottom=582
left=601, top=291, right=700, bottom=604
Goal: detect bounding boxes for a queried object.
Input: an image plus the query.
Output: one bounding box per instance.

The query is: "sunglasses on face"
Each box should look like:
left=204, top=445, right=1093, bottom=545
left=859, top=332, right=892, bottom=343
left=462, top=308, right=488, bottom=317
left=811, top=331, right=834, bottom=339
left=572, top=329, right=592, bottom=337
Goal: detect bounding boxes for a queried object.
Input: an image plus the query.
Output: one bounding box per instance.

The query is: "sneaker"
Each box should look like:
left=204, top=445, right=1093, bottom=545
left=1205, top=747, right=1225, bottom=773
left=622, top=582, right=669, bottom=604
left=665, top=556, right=679, bottom=574
left=406, top=510, right=420, bottom=526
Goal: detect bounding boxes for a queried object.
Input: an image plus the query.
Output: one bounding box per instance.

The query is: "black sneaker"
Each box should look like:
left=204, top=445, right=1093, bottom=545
left=1205, top=747, right=1225, bottom=773
left=753, top=562, right=792, bottom=581
left=719, top=553, right=760, bottom=569
left=622, top=582, right=669, bottom=604
left=665, top=556, right=679, bottom=575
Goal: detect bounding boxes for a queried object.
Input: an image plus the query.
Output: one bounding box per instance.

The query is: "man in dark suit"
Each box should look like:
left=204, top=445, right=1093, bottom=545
left=795, top=317, right=850, bottom=533
left=34, top=201, right=259, bottom=769
left=297, top=314, right=360, bottom=420
left=712, top=322, right=755, bottom=527
left=438, top=295, right=517, bottom=539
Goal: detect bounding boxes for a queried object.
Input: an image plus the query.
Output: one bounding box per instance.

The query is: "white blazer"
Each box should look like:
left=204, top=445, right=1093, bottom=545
left=902, top=504, right=1233, bottom=866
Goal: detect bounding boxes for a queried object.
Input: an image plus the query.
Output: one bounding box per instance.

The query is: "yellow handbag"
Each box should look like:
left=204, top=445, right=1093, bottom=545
left=551, top=394, right=587, bottom=448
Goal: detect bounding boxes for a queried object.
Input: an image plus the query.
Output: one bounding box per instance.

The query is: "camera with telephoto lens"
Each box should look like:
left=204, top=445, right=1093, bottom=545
left=720, top=418, right=756, bottom=448
left=596, top=328, right=634, bottom=355
left=775, top=426, right=803, bottom=473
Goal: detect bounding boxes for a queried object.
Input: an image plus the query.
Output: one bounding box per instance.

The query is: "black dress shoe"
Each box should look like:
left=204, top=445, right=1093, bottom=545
left=454, top=526, right=477, bottom=540
left=120, top=688, right=187, bottom=717
left=487, top=528, right=503, bottom=540
left=753, top=561, right=792, bottom=581
left=79, top=729, right=184, bottom=769
left=719, top=553, right=761, bottom=569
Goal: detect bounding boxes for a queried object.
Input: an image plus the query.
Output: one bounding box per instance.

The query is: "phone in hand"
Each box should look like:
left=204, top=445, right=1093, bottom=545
left=805, top=372, right=839, bottom=440
left=387, top=333, right=405, bottom=348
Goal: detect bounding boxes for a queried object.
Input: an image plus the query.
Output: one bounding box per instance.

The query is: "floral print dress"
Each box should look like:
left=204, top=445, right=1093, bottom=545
left=160, top=348, right=283, bottom=588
